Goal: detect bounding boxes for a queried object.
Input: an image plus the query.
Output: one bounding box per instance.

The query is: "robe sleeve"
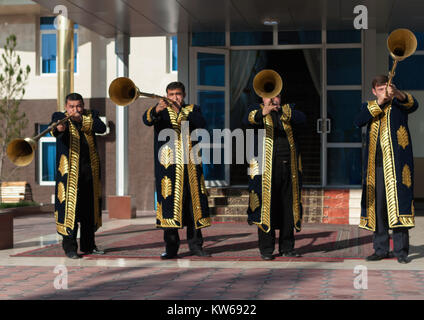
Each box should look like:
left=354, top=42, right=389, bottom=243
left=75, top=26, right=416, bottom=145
left=187, top=105, right=206, bottom=129
left=354, top=101, right=383, bottom=128
left=243, top=105, right=264, bottom=128
left=394, top=92, right=419, bottom=114
left=280, top=104, right=306, bottom=125
left=50, top=112, right=68, bottom=138
left=143, top=104, right=162, bottom=126
left=81, top=109, right=106, bottom=134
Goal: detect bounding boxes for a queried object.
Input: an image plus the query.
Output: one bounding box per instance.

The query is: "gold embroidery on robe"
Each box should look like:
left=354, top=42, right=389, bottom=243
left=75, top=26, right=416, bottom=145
left=280, top=104, right=292, bottom=122
left=58, top=155, right=68, bottom=177
left=397, top=126, right=409, bottom=150
left=402, top=164, right=412, bottom=188
left=200, top=174, right=206, bottom=195
left=146, top=106, right=154, bottom=123
left=57, top=182, right=66, bottom=204
left=249, top=159, right=259, bottom=180
left=360, top=119, right=380, bottom=231
left=161, top=176, right=172, bottom=199
left=160, top=145, right=174, bottom=169
left=249, top=191, right=260, bottom=212
left=63, top=121, right=79, bottom=234
left=259, top=113, right=273, bottom=233
left=282, top=119, right=302, bottom=231
left=367, top=100, right=383, bottom=118
left=156, top=202, right=179, bottom=228
left=400, top=93, right=414, bottom=109
left=248, top=110, right=259, bottom=125
left=380, top=106, right=400, bottom=228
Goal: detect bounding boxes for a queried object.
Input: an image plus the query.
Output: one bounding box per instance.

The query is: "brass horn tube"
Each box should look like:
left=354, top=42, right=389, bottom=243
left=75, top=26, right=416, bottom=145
left=7, top=114, right=72, bottom=167
left=108, top=77, right=178, bottom=108
left=386, top=28, right=417, bottom=90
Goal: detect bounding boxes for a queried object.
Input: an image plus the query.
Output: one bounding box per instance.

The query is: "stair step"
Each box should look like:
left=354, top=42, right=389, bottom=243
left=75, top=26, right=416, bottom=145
left=208, top=197, right=249, bottom=206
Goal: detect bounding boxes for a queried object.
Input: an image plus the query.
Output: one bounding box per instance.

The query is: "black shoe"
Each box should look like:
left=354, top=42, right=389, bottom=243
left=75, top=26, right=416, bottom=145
left=366, top=252, right=391, bottom=261
left=397, top=256, right=411, bottom=264
left=82, top=246, right=105, bottom=255
left=65, top=251, right=80, bottom=259
left=91, top=247, right=105, bottom=255
left=160, top=252, right=179, bottom=260
left=279, top=250, right=301, bottom=257
left=191, top=249, right=211, bottom=257
left=261, top=254, right=275, bottom=261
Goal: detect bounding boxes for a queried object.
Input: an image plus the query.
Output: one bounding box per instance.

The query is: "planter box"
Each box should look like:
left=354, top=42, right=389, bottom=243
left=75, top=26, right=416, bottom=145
left=0, top=204, right=54, bottom=250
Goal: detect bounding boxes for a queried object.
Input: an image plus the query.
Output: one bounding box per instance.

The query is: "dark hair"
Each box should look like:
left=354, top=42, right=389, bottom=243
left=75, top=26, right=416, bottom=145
left=166, top=82, right=185, bottom=94
left=65, top=92, right=84, bottom=105
left=372, top=75, right=389, bottom=88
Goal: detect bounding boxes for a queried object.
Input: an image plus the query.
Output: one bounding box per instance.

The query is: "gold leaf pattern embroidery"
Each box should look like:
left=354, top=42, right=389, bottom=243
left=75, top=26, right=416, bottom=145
left=57, top=182, right=66, bottom=204
left=397, top=126, right=409, bottom=150
left=160, top=145, right=174, bottom=169
left=200, top=174, right=206, bottom=194
left=402, top=164, right=412, bottom=188
left=249, top=191, right=260, bottom=212
left=248, top=110, right=259, bottom=125
left=59, top=155, right=68, bottom=176
left=248, top=159, right=259, bottom=180
left=161, top=176, right=172, bottom=199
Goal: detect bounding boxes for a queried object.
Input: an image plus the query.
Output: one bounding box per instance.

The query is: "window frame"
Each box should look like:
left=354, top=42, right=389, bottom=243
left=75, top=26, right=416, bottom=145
left=38, top=136, right=56, bottom=186
left=39, top=17, right=79, bottom=76
left=167, top=35, right=178, bottom=74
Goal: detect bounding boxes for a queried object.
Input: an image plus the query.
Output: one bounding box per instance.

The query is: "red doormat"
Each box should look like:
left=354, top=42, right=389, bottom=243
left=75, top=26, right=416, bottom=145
left=11, top=223, right=375, bottom=262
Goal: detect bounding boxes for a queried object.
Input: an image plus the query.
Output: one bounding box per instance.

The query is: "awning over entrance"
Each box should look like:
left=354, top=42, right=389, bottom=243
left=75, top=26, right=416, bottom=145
left=32, top=0, right=424, bottom=37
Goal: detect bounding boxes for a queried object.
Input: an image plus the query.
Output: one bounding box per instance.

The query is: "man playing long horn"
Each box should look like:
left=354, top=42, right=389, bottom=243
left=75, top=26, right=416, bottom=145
left=143, top=81, right=211, bottom=259
left=244, top=72, right=306, bottom=260
left=354, top=75, right=418, bottom=264
left=52, top=93, right=106, bottom=259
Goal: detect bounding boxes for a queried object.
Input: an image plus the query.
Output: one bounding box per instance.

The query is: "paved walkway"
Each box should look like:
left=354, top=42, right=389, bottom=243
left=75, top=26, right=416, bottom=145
left=1, top=213, right=424, bottom=301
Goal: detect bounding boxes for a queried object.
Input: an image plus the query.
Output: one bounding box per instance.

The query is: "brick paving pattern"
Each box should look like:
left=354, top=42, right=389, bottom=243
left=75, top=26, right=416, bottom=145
left=0, top=266, right=424, bottom=300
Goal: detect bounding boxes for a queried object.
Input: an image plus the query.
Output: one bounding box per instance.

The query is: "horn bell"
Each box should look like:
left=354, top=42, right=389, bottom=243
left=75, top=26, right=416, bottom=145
left=387, top=28, right=417, bottom=62
left=253, top=69, right=283, bottom=99
left=108, top=77, right=139, bottom=106
left=7, top=138, right=36, bottom=167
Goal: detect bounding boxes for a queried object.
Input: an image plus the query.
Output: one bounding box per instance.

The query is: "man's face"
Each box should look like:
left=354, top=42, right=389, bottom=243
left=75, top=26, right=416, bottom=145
left=167, top=88, right=185, bottom=106
left=65, top=99, right=84, bottom=116
left=262, top=95, right=281, bottom=106
left=372, top=84, right=387, bottom=101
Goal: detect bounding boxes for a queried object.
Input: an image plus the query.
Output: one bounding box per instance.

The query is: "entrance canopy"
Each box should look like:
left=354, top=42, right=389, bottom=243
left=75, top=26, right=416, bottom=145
left=32, top=0, right=424, bottom=37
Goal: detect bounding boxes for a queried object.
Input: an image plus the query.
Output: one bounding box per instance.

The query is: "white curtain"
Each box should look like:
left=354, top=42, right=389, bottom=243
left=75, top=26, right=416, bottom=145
left=230, top=50, right=258, bottom=112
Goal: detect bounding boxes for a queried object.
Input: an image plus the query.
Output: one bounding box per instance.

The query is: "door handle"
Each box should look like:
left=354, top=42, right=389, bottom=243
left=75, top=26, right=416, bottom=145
left=317, top=119, right=322, bottom=133
left=325, top=119, right=331, bottom=133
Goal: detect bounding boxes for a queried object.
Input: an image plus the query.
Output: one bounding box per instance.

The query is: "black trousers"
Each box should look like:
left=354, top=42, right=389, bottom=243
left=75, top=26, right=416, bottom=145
left=374, top=166, right=409, bottom=258
left=258, top=159, right=294, bottom=255
left=163, top=187, right=203, bottom=255
left=62, top=179, right=96, bottom=254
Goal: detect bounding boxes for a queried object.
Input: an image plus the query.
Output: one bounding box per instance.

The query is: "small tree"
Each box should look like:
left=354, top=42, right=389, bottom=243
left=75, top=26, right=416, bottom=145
left=0, top=34, right=31, bottom=181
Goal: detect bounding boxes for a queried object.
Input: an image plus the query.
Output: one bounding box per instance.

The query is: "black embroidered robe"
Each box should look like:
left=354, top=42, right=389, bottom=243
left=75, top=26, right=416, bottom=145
left=51, top=109, right=106, bottom=236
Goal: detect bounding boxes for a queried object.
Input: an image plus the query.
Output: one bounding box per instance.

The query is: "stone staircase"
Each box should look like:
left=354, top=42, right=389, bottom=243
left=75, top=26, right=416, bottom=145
left=207, top=187, right=328, bottom=223
left=208, top=187, right=250, bottom=223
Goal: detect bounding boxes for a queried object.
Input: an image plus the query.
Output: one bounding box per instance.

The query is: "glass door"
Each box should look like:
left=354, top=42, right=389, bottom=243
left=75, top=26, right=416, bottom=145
left=323, top=46, right=363, bottom=187
left=190, top=47, right=230, bottom=186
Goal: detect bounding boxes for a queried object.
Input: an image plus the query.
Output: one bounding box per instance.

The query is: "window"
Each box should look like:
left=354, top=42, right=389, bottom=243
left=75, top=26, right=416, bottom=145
left=171, top=35, right=177, bottom=72
left=167, top=35, right=178, bottom=72
left=40, top=17, right=78, bottom=74
left=38, top=124, right=56, bottom=185
left=192, top=32, right=225, bottom=47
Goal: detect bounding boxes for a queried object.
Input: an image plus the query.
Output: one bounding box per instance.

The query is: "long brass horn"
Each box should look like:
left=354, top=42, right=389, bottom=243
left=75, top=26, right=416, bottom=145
left=387, top=28, right=417, bottom=87
left=108, top=77, right=176, bottom=107
left=7, top=114, right=71, bottom=167
left=253, top=69, right=283, bottom=99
